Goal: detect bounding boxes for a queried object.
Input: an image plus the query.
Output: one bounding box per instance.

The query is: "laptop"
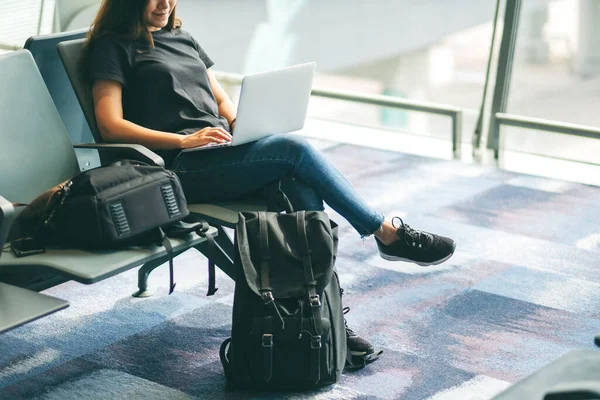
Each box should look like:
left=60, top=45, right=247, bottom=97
left=182, top=62, right=316, bottom=153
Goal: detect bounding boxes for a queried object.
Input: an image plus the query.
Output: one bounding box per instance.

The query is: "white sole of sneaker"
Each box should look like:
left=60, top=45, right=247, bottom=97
left=379, top=244, right=456, bottom=266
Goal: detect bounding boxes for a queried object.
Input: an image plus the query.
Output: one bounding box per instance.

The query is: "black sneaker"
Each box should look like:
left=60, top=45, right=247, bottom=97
left=344, top=307, right=374, bottom=357
left=376, top=217, right=456, bottom=266
left=343, top=307, right=383, bottom=369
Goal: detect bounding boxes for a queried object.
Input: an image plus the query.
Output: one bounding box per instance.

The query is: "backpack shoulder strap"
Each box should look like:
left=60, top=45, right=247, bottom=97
left=257, top=212, right=285, bottom=328
left=157, top=228, right=176, bottom=295
left=296, top=211, right=323, bottom=334
left=296, top=210, right=324, bottom=384
left=258, top=212, right=271, bottom=292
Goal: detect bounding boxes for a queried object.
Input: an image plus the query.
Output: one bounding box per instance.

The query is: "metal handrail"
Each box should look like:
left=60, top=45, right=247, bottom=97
left=495, top=112, right=600, bottom=140
left=310, top=87, right=461, bottom=116
left=212, top=71, right=463, bottom=156
left=493, top=112, right=600, bottom=161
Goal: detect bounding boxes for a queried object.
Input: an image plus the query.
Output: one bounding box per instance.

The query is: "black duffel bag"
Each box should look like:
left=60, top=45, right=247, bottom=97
left=10, top=160, right=209, bottom=294
left=12, top=160, right=187, bottom=247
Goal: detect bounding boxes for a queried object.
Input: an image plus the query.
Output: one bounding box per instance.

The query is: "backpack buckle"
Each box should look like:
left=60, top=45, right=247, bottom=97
left=262, top=334, right=273, bottom=348
left=309, top=294, right=321, bottom=307
left=311, top=335, right=321, bottom=349
left=261, top=291, right=274, bottom=304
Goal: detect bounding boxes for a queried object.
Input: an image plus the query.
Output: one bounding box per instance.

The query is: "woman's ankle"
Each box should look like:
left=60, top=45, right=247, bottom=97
left=374, top=221, right=398, bottom=245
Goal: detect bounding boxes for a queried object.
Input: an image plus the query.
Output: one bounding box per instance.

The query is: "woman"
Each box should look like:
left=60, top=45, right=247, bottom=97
left=86, top=0, right=456, bottom=356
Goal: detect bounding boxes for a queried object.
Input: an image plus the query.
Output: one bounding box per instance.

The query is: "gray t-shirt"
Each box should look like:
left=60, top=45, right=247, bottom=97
left=88, top=28, right=229, bottom=165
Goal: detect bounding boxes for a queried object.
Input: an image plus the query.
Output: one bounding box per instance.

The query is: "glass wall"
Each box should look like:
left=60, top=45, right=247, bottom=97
left=509, top=0, right=600, bottom=126
left=178, top=0, right=500, bottom=147
left=0, top=0, right=54, bottom=52
left=502, top=0, right=600, bottom=164
left=0, top=0, right=504, bottom=147
left=1, top=0, right=599, bottom=168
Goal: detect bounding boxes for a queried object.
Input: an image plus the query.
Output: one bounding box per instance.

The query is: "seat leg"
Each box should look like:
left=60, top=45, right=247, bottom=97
left=132, top=258, right=166, bottom=298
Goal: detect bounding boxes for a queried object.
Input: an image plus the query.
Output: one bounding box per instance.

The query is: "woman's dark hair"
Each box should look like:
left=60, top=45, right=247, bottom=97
left=85, top=0, right=181, bottom=51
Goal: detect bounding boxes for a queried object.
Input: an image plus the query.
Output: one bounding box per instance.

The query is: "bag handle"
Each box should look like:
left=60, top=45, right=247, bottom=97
left=275, top=179, right=295, bottom=214
left=261, top=178, right=295, bottom=213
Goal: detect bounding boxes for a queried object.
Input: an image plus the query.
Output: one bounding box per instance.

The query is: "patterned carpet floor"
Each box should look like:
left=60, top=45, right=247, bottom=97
left=1, top=140, right=599, bottom=399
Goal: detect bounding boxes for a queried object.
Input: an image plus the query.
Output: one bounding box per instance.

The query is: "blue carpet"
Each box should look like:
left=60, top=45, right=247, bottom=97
left=1, top=143, right=599, bottom=399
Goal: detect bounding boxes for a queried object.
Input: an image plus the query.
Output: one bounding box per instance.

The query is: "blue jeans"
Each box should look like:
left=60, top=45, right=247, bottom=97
left=171, top=134, right=384, bottom=237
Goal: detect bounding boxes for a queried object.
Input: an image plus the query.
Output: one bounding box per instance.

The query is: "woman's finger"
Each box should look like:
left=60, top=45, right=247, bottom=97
left=215, top=128, right=233, bottom=140
left=207, top=128, right=232, bottom=141
left=208, top=134, right=228, bottom=143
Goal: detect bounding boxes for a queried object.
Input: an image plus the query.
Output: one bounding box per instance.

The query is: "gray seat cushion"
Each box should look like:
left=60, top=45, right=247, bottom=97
left=0, top=227, right=217, bottom=284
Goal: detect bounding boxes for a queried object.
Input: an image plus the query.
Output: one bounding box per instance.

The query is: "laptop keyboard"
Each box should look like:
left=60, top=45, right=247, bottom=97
left=203, top=142, right=231, bottom=148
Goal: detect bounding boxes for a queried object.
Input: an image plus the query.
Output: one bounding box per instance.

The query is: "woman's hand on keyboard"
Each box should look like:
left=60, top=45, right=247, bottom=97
left=180, top=127, right=232, bottom=149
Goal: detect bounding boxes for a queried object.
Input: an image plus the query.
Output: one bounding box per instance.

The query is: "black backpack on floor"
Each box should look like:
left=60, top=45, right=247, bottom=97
left=220, top=210, right=346, bottom=389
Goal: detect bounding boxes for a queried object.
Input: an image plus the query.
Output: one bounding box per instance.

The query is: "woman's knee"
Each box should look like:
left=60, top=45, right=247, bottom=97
left=265, top=134, right=313, bottom=155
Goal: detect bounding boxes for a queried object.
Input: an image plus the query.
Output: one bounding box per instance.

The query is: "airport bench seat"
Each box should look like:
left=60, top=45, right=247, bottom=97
left=0, top=50, right=227, bottom=333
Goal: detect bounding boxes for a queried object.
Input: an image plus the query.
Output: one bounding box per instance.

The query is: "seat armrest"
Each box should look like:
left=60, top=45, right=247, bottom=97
left=0, top=282, right=70, bottom=334
left=74, top=143, right=165, bottom=167
left=0, top=195, right=15, bottom=250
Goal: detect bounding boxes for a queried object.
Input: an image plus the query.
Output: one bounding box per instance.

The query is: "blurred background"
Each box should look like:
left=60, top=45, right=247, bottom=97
left=2, top=0, right=599, bottom=184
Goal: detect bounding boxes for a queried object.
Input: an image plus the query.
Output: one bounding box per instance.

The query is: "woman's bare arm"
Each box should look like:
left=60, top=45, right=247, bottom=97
left=93, top=80, right=231, bottom=149
left=93, top=80, right=184, bottom=149
left=207, top=69, right=237, bottom=127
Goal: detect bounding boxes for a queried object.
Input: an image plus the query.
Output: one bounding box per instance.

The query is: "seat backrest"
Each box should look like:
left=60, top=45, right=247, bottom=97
left=24, top=30, right=92, bottom=145
left=0, top=51, right=80, bottom=204
left=25, top=30, right=100, bottom=171
left=57, top=38, right=103, bottom=143
left=0, top=197, right=15, bottom=251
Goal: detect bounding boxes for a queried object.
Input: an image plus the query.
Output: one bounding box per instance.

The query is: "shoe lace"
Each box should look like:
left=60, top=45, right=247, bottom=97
left=392, top=217, right=432, bottom=249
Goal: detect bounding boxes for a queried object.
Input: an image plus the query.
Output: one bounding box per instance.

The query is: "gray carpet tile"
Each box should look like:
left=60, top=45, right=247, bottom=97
left=1, top=144, right=599, bottom=399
